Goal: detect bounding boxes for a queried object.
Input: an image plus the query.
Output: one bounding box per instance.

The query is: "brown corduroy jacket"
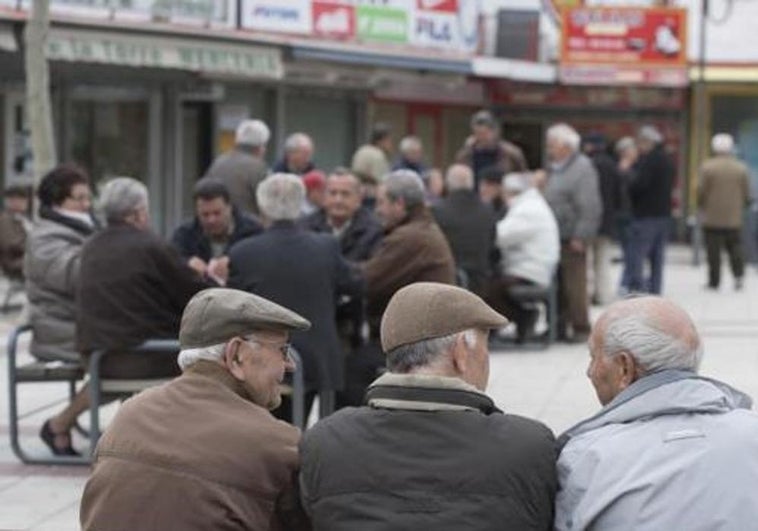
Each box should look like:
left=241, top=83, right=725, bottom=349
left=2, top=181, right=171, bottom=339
left=362, top=209, right=455, bottom=329
left=80, top=361, right=310, bottom=531
left=698, top=155, right=751, bottom=229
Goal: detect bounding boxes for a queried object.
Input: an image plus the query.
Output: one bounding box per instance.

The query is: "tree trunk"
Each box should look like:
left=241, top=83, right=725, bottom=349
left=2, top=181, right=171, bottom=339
left=24, top=0, right=56, bottom=187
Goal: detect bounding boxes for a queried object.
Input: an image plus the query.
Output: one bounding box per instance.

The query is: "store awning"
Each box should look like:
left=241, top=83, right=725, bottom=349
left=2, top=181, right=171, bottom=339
left=292, top=45, right=472, bottom=75
left=46, top=28, right=283, bottom=79
left=690, top=65, right=758, bottom=82
left=471, top=56, right=557, bottom=84
left=0, top=23, right=16, bottom=52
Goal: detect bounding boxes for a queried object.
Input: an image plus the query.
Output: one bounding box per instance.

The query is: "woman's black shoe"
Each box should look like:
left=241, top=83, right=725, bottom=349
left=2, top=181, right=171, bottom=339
left=40, top=419, right=81, bottom=456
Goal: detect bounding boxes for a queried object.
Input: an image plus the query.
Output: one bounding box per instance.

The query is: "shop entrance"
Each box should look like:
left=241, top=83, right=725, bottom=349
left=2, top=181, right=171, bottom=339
left=180, top=101, right=213, bottom=219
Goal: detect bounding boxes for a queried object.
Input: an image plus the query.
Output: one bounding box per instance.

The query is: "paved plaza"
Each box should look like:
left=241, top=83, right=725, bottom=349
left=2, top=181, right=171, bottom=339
left=0, top=245, right=757, bottom=529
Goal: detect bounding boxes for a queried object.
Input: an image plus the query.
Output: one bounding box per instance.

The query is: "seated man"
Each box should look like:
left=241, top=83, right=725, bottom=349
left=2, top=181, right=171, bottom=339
left=300, top=282, right=557, bottom=530
left=77, top=177, right=210, bottom=379
left=80, top=288, right=311, bottom=531
left=172, top=177, right=262, bottom=283
left=556, top=296, right=758, bottom=530
left=488, top=173, right=560, bottom=342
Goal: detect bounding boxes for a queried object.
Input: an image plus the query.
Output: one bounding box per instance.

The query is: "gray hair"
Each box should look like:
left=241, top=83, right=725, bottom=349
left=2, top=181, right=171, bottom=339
left=383, top=170, right=425, bottom=209
left=399, top=136, right=422, bottom=154
left=235, top=119, right=270, bottom=147
left=502, top=172, right=529, bottom=194
left=387, top=329, right=478, bottom=373
left=638, top=125, right=663, bottom=144
left=602, top=314, right=702, bottom=374
left=257, top=173, right=305, bottom=221
left=711, top=133, right=735, bottom=155
left=445, top=164, right=474, bottom=191
left=284, top=132, right=313, bottom=152
left=177, top=342, right=226, bottom=371
left=615, top=136, right=636, bottom=155
left=98, top=177, right=148, bottom=225
left=547, top=123, right=581, bottom=152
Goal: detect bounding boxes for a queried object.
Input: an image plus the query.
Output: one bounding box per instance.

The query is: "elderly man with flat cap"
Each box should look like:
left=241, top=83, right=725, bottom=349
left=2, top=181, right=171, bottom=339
left=80, top=288, right=312, bottom=531
left=299, top=282, right=557, bottom=530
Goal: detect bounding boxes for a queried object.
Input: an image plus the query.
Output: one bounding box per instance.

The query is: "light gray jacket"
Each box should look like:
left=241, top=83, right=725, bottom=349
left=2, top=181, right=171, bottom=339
left=556, top=370, right=758, bottom=531
left=24, top=214, right=93, bottom=361
left=544, top=153, right=602, bottom=242
left=204, top=147, right=268, bottom=215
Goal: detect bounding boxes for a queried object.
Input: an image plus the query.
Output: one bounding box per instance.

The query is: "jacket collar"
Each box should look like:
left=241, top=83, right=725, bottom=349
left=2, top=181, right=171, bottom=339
left=183, top=360, right=252, bottom=402
left=365, top=372, right=501, bottom=415
left=557, top=369, right=753, bottom=450
left=39, top=205, right=97, bottom=236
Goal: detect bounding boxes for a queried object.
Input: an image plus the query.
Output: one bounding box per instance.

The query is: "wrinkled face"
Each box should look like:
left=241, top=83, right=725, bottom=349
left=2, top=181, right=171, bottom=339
left=325, top=175, right=362, bottom=223
left=197, top=197, right=232, bottom=238
left=586, top=328, right=623, bottom=406
left=288, top=145, right=313, bottom=172
left=234, top=330, right=295, bottom=410
left=547, top=136, right=572, bottom=164
left=60, top=183, right=92, bottom=213
left=130, top=203, right=151, bottom=231
left=375, top=185, right=406, bottom=228
left=472, top=124, right=497, bottom=144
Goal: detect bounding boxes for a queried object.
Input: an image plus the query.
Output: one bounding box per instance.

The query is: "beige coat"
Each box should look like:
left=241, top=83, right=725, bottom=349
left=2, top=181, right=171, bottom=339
left=80, top=361, right=309, bottom=531
left=698, top=155, right=750, bottom=229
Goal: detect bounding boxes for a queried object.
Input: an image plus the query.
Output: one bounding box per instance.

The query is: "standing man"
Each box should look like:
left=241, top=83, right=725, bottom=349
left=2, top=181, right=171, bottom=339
left=627, top=125, right=675, bottom=294
left=273, top=133, right=316, bottom=176
left=172, top=178, right=262, bottom=284
left=456, top=109, right=526, bottom=185
left=543, top=123, right=602, bottom=343
left=393, top=135, right=426, bottom=174
left=204, top=119, right=270, bottom=215
left=556, top=296, right=758, bottom=530
left=300, top=282, right=557, bottom=530
left=80, top=288, right=312, bottom=531
left=698, top=133, right=751, bottom=290
left=432, top=164, right=497, bottom=295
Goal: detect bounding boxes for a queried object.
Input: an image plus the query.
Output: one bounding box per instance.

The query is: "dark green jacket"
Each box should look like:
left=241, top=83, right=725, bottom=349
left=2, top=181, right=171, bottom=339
left=300, top=373, right=557, bottom=531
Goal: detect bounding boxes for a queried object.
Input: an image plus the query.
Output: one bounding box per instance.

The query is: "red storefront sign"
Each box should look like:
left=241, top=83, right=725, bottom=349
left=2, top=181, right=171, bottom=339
left=313, top=1, right=355, bottom=39
left=560, top=7, right=688, bottom=87
left=416, top=0, right=458, bottom=13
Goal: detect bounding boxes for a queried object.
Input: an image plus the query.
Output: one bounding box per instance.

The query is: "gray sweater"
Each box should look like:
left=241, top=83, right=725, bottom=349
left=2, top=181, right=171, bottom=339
left=543, top=152, right=602, bottom=242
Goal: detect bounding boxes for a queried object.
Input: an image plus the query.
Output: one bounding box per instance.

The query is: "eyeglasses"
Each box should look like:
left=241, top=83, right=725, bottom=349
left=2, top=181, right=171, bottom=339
left=242, top=336, right=293, bottom=362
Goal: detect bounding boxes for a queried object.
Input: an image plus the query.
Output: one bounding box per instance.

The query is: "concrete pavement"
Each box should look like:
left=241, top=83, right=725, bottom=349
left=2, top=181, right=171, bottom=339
left=0, top=244, right=757, bottom=529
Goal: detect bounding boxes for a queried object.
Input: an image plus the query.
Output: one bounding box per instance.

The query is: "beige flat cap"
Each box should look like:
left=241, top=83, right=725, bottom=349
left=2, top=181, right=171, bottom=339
left=180, top=288, right=310, bottom=349
left=380, top=282, right=508, bottom=353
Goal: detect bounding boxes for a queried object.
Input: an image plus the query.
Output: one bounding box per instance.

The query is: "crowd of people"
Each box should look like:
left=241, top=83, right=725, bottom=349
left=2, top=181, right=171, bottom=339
left=1, top=107, right=757, bottom=529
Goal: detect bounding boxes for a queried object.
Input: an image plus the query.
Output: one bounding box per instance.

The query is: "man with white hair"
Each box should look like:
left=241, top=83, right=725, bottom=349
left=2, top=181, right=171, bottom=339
left=80, top=288, right=312, bottom=531
left=273, top=132, right=316, bottom=176
left=431, top=163, right=497, bottom=295
left=555, top=296, right=758, bottom=530
left=626, top=125, right=675, bottom=294
left=487, top=172, right=560, bottom=342
left=698, top=133, right=750, bottom=290
left=300, top=282, right=557, bottom=530
left=77, top=177, right=210, bottom=379
left=394, top=135, right=426, bottom=174
left=228, top=173, right=360, bottom=420
left=543, top=123, right=602, bottom=343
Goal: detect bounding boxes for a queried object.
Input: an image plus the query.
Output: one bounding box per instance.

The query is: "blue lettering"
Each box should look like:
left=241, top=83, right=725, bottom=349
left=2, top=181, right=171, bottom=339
left=254, top=6, right=300, bottom=21
left=416, top=17, right=452, bottom=42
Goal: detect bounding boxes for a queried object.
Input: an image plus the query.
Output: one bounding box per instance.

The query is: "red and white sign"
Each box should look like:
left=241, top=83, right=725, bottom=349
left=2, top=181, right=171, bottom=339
left=313, top=1, right=355, bottom=39
left=560, top=7, right=687, bottom=86
left=416, top=0, right=458, bottom=13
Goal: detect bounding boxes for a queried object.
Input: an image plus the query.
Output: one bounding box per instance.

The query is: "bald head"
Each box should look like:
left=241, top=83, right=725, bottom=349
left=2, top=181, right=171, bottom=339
left=595, top=296, right=702, bottom=375
left=445, top=164, right=474, bottom=191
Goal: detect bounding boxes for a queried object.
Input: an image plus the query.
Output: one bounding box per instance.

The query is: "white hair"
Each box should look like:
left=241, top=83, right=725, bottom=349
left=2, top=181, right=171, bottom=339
left=386, top=329, right=478, bottom=373
left=711, top=133, right=735, bottom=155
left=445, top=164, right=474, bottom=191
left=257, top=173, right=305, bottom=221
left=383, top=170, right=425, bottom=209
left=638, top=125, right=663, bottom=144
left=547, top=123, right=581, bottom=152
left=399, top=136, right=422, bottom=154
left=615, top=136, right=636, bottom=155
left=177, top=342, right=227, bottom=371
left=502, top=172, right=529, bottom=194
left=284, top=132, right=313, bottom=152
left=98, top=177, right=148, bottom=225
left=602, top=314, right=702, bottom=374
left=235, top=120, right=270, bottom=147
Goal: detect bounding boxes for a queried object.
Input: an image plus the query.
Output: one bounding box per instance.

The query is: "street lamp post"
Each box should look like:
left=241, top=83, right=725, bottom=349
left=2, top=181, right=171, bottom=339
left=691, top=0, right=709, bottom=266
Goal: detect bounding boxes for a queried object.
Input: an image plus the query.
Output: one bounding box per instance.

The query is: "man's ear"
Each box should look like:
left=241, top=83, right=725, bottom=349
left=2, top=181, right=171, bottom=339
left=450, top=334, right=469, bottom=377
left=224, top=340, right=246, bottom=381
left=615, top=351, right=638, bottom=391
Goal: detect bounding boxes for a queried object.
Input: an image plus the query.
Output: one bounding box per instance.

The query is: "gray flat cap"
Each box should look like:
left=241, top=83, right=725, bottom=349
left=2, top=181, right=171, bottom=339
left=380, top=282, right=507, bottom=353
left=180, top=288, right=310, bottom=349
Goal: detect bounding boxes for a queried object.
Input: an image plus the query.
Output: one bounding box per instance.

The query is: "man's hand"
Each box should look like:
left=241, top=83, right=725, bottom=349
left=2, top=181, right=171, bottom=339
left=188, top=256, right=208, bottom=276
left=207, top=256, right=230, bottom=285
left=569, top=238, right=585, bottom=253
